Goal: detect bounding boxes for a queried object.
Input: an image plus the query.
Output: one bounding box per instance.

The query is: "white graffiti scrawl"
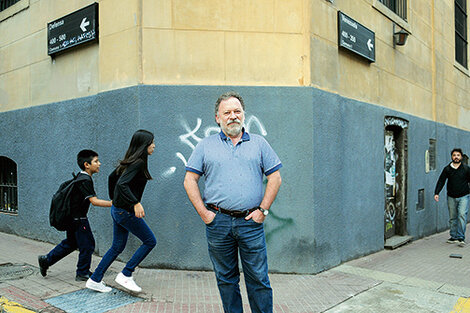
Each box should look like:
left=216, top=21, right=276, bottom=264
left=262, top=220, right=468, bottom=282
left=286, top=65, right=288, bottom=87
left=162, top=115, right=267, bottom=178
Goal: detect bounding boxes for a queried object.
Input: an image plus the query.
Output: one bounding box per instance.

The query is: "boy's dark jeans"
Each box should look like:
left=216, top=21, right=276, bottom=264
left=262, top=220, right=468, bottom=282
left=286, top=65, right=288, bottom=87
left=46, top=218, right=95, bottom=276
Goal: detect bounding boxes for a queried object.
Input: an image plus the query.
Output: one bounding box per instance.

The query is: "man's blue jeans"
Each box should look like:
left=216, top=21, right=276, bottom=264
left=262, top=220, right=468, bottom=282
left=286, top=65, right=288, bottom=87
left=447, top=195, right=470, bottom=240
left=91, top=205, right=156, bottom=282
left=206, top=211, right=272, bottom=313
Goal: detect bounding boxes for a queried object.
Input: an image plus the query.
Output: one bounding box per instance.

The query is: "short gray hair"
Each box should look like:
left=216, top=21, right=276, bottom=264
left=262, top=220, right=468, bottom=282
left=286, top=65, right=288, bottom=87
left=215, top=91, right=245, bottom=115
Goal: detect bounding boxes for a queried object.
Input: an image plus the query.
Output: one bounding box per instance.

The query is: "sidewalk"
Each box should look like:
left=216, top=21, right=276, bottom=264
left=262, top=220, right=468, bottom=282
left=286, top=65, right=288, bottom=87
left=0, top=230, right=469, bottom=313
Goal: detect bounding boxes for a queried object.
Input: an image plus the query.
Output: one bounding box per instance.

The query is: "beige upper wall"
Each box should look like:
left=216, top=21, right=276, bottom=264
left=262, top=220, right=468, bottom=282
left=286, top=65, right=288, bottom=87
left=312, top=0, right=470, bottom=130
left=0, top=0, right=469, bottom=131
left=141, top=0, right=309, bottom=86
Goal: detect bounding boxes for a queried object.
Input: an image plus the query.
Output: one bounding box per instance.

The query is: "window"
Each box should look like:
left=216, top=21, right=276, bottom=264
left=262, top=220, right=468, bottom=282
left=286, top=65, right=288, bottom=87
left=416, top=189, right=425, bottom=211
left=0, top=0, right=28, bottom=22
left=0, top=0, right=20, bottom=12
left=0, top=157, right=18, bottom=214
left=456, top=0, right=468, bottom=68
left=379, top=0, right=407, bottom=21
left=428, top=139, right=436, bottom=171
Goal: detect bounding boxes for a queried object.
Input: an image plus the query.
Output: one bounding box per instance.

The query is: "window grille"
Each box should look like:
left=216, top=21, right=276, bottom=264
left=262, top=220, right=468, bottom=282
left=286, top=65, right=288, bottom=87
left=0, top=0, right=21, bottom=12
left=455, top=0, right=468, bottom=67
left=428, top=139, right=436, bottom=171
left=0, top=157, right=18, bottom=214
left=379, top=0, right=407, bottom=21
left=417, top=189, right=425, bottom=211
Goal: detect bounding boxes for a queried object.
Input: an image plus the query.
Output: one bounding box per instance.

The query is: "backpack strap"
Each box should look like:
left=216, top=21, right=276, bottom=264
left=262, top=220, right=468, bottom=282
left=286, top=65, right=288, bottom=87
left=74, top=172, right=93, bottom=182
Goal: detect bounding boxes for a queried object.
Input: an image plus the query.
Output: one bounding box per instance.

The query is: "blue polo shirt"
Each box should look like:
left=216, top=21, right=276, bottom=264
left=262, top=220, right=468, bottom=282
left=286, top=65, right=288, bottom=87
left=186, top=130, right=282, bottom=211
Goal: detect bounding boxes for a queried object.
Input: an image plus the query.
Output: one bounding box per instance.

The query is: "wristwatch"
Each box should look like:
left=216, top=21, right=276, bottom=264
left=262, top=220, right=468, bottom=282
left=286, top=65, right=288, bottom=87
left=258, top=207, right=269, bottom=216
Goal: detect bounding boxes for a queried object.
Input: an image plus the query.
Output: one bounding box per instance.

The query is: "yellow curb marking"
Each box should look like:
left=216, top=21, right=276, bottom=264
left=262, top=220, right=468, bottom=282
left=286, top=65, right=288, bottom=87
left=0, top=296, right=35, bottom=313
left=451, top=297, right=470, bottom=313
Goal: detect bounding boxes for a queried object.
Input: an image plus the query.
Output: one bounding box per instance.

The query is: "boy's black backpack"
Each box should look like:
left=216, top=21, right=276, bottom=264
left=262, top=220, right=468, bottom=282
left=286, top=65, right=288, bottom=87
left=49, top=173, right=91, bottom=231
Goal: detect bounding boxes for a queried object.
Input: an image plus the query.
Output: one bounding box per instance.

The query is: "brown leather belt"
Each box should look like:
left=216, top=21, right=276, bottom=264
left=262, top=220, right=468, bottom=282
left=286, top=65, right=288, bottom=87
left=207, top=203, right=259, bottom=218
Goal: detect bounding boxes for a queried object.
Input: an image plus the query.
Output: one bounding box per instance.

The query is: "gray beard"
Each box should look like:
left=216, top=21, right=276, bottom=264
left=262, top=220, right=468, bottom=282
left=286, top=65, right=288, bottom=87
left=224, top=123, right=242, bottom=137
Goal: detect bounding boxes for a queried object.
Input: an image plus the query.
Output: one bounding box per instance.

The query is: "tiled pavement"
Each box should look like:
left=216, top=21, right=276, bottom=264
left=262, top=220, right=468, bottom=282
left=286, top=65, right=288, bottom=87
left=0, top=230, right=469, bottom=312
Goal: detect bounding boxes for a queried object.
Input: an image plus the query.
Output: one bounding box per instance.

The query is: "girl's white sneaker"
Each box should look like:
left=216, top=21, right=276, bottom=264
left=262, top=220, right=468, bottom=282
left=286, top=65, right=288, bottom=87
left=115, top=272, right=142, bottom=292
left=86, top=278, right=112, bottom=293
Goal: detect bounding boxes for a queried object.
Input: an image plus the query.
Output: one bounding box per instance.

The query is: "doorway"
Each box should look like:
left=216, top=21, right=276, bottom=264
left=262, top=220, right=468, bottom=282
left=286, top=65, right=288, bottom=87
left=384, top=117, right=408, bottom=242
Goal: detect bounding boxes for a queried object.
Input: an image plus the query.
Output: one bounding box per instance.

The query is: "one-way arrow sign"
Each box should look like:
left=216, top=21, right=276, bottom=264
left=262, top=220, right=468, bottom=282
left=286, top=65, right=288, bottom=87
left=338, top=11, right=375, bottom=62
left=47, top=3, right=99, bottom=56
left=80, top=18, right=90, bottom=32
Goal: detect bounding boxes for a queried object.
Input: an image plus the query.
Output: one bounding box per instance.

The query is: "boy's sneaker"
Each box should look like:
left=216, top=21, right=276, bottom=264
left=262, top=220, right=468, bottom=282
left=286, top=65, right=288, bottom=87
left=459, top=240, right=466, bottom=247
left=447, top=238, right=459, bottom=244
left=115, top=272, right=142, bottom=292
left=38, top=255, right=49, bottom=277
left=86, top=278, right=112, bottom=293
left=75, top=272, right=92, bottom=282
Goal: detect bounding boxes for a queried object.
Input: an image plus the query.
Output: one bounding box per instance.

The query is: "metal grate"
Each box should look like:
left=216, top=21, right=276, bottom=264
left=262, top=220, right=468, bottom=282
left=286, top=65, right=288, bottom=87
left=0, top=157, right=18, bottom=214
left=0, top=0, right=20, bottom=12
left=0, top=263, right=35, bottom=282
left=379, top=0, right=407, bottom=21
left=428, top=139, right=436, bottom=171
left=416, top=189, right=425, bottom=211
left=44, top=288, right=142, bottom=313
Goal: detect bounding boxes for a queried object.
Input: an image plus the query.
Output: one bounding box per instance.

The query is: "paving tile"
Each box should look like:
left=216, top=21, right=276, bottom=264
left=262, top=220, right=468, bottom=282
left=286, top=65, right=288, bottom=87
left=0, top=285, right=56, bottom=312
left=324, top=282, right=460, bottom=313
left=1, top=230, right=469, bottom=313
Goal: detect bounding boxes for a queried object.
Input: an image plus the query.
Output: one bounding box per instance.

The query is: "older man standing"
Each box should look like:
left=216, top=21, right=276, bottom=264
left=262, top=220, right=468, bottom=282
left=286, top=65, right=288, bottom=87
left=184, top=91, right=282, bottom=313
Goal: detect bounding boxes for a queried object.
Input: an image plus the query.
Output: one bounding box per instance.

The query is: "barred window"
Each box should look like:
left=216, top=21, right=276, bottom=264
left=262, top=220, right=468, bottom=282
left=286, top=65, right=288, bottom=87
left=456, top=0, right=468, bottom=68
left=0, top=157, right=18, bottom=214
left=428, top=139, right=436, bottom=171
left=379, top=0, right=407, bottom=21
left=0, top=0, right=21, bottom=12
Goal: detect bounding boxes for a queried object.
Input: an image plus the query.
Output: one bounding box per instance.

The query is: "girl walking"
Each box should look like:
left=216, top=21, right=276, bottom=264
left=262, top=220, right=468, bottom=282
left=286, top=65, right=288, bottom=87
left=86, top=129, right=157, bottom=293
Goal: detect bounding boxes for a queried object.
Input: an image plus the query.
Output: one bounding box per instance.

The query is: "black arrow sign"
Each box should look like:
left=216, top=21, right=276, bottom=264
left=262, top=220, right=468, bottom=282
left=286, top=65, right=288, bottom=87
left=47, top=3, right=99, bottom=56
left=337, top=11, right=375, bottom=63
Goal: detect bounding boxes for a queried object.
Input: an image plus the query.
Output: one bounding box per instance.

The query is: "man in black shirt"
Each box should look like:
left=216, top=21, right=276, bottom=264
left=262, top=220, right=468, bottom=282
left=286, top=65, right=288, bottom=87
left=434, top=148, right=470, bottom=246
left=38, top=150, right=112, bottom=281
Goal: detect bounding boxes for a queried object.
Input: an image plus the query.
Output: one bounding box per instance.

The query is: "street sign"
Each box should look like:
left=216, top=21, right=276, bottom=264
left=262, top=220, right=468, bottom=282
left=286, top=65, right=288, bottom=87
left=47, top=3, right=99, bottom=56
left=337, top=11, right=375, bottom=63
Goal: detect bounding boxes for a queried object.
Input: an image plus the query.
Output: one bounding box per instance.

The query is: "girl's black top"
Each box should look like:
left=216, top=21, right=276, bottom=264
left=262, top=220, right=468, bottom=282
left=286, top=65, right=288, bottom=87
left=109, top=159, right=148, bottom=213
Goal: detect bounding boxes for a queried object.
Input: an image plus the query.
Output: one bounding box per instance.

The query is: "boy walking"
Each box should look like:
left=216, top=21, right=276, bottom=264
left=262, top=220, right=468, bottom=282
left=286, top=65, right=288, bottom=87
left=38, top=150, right=112, bottom=281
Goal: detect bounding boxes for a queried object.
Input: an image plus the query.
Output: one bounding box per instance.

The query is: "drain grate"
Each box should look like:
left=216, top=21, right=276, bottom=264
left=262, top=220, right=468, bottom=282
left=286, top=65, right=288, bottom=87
left=44, top=288, right=141, bottom=313
left=0, top=263, right=35, bottom=282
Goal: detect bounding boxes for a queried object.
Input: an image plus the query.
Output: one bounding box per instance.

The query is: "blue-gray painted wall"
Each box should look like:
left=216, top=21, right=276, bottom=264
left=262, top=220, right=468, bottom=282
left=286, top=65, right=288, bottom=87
left=0, top=85, right=468, bottom=274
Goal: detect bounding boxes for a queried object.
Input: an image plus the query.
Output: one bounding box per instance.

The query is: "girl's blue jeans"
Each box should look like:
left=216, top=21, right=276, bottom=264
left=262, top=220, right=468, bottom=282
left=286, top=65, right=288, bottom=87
left=91, top=205, right=156, bottom=282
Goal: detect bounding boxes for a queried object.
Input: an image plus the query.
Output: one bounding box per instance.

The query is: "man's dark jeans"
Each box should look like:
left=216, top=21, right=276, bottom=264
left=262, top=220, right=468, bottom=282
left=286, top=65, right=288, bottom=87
left=206, top=211, right=272, bottom=313
left=47, top=218, right=95, bottom=276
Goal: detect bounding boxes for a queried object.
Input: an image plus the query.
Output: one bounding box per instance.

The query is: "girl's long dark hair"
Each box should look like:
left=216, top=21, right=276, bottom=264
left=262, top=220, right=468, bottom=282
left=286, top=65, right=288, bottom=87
left=117, top=129, right=154, bottom=179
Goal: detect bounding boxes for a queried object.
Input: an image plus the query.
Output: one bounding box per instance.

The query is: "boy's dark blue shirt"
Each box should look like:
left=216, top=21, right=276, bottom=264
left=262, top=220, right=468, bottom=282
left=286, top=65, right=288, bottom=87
left=70, top=172, right=96, bottom=218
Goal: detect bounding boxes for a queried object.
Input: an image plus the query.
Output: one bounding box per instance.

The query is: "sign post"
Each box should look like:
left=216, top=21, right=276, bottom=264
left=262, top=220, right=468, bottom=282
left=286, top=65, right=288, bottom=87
left=337, top=11, right=375, bottom=63
left=47, top=3, right=99, bottom=56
